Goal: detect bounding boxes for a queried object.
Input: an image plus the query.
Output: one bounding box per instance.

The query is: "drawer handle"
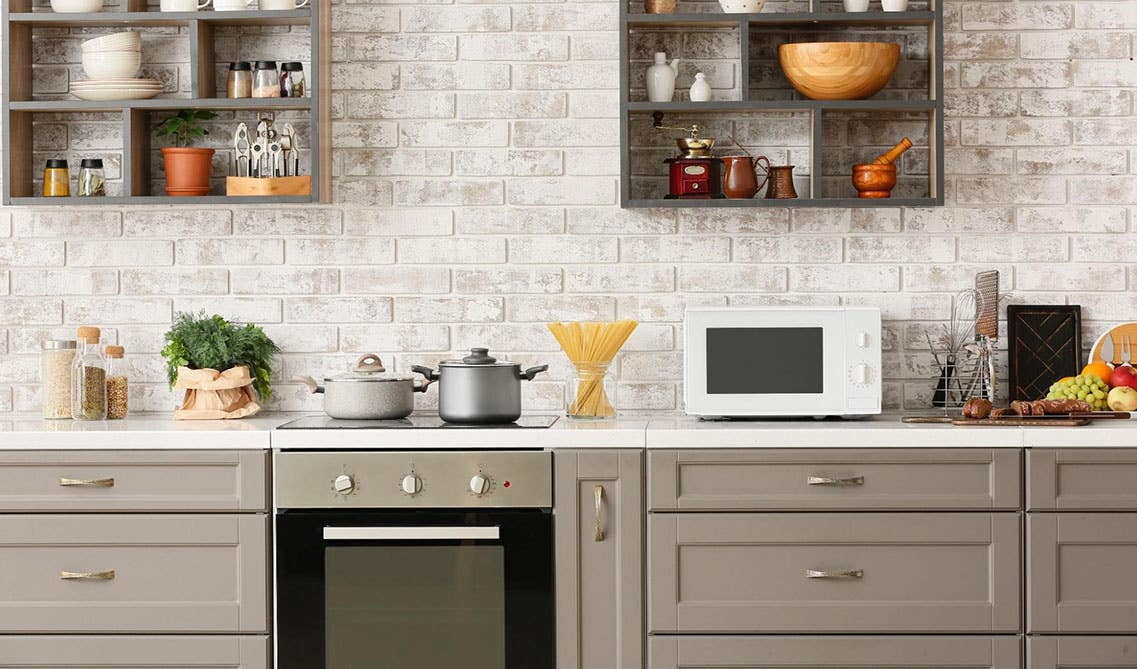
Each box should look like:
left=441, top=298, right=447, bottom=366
left=806, top=569, right=863, bottom=579
left=594, top=485, right=605, bottom=542
left=807, top=475, right=864, bottom=487
left=60, top=570, right=115, bottom=581
left=59, top=477, right=115, bottom=488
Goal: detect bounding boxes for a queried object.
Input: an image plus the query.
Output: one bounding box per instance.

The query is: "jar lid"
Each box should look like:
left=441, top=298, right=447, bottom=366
left=229, top=61, right=252, bottom=71
left=80, top=158, right=103, bottom=169
left=281, top=61, right=303, bottom=71
left=254, top=60, right=277, bottom=70
left=105, top=345, right=124, bottom=358
left=76, top=326, right=101, bottom=343
left=42, top=339, right=77, bottom=350
left=45, top=159, right=68, bottom=169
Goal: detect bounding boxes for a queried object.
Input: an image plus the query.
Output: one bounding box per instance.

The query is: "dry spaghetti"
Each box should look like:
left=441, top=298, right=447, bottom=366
left=547, top=320, right=638, bottom=418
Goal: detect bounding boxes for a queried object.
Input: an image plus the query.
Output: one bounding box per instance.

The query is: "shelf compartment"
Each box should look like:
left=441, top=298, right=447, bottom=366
left=819, top=108, right=933, bottom=200
left=625, top=196, right=939, bottom=207
left=8, top=9, right=311, bottom=27
left=626, top=99, right=936, bottom=112
left=10, top=98, right=315, bottom=112
left=625, top=11, right=936, bottom=27
left=7, top=108, right=126, bottom=198
left=9, top=194, right=314, bottom=206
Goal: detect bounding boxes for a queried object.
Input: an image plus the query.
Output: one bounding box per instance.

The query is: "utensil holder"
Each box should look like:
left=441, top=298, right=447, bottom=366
left=567, top=361, right=617, bottom=419
left=226, top=175, right=311, bottom=197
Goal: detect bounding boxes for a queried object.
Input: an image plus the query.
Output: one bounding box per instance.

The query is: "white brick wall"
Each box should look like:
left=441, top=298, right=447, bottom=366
left=0, top=0, right=1135, bottom=413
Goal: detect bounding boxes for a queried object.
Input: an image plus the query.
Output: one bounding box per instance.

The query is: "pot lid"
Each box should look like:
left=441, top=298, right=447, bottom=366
left=440, top=348, right=521, bottom=368
left=325, top=354, right=414, bottom=383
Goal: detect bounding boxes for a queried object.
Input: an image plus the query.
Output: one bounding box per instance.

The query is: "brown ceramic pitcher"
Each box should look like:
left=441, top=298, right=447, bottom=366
left=721, top=155, right=770, bottom=199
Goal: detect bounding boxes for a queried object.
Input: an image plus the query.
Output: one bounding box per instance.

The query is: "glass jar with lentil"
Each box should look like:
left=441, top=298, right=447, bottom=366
left=71, top=326, right=107, bottom=421
left=105, top=345, right=129, bottom=420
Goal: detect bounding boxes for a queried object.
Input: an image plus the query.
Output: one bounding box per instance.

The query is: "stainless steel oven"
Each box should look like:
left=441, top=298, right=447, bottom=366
left=275, top=451, right=553, bottom=669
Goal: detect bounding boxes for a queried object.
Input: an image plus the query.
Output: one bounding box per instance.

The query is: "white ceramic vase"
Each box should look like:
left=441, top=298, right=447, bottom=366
left=646, top=52, right=679, bottom=103
left=843, top=0, right=870, bottom=11
left=689, top=72, right=711, bottom=102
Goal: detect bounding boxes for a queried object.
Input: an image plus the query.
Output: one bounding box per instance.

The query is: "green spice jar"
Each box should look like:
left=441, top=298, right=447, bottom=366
left=71, top=326, right=107, bottom=421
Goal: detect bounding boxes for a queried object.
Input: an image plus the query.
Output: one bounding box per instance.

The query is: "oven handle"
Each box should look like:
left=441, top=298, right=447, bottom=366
left=323, top=526, right=500, bottom=541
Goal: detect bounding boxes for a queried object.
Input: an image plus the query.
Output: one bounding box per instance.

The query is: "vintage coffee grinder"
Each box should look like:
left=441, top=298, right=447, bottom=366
left=653, top=112, right=723, bottom=199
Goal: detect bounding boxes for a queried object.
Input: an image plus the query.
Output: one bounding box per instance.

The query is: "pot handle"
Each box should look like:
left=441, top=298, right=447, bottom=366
left=411, top=364, right=440, bottom=381
left=291, top=375, right=324, bottom=394
left=355, top=353, right=386, bottom=373
left=520, top=364, right=549, bottom=381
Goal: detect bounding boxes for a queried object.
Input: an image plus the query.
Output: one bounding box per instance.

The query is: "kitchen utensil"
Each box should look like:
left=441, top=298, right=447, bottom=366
left=665, top=157, right=723, bottom=198
left=1008, top=305, right=1082, bottom=402
left=975, top=270, right=999, bottom=401
left=778, top=42, right=900, bottom=100
left=81, top=51, right=141, bottom=80
left=412, top=348, right=548, bottom=425
left=722, top=155, right=769, bottom=199
left=764, top=164, right=798, bottom=198
left=51, top=0, right=103, bottom=11
left=852, top=164, right=897, bottom=198
left=233, top=123, right=250, bottom=177
left=1127, top=336, right=1134, bottom=365
left=280, top=123, right=298, bottom=176
left=1088, top=323, right=1137, bottom=365
left=268, top=141, right=283, bottom=177
left=873, top=137, right=913, bottom=165
left=953, top=417, right=1089, bottom=427
left=292, top=354, right=431, bottom=421
left=249, top=139, right=264, bottom=178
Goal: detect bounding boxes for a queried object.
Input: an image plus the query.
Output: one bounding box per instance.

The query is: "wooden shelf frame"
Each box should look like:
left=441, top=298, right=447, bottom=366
left=619, top=1, right=945, bottom=208
left=1, top=0, right=331, bottom=205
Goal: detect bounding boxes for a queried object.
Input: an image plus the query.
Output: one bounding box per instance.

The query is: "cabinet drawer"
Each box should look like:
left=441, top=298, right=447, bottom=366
left=0, top=514, right=268, bottom=633
left=1029, top=513, right=1137, bottom=633
left=1028, top=449, right=1137, bottom=510
left=651, top=636, right=1022, bottom=669
left=1029, top=637, right=1137, bottom=669
left=649, top=449, right=1021, bottom=511
left=0, top=636, right=269, bottom=669
left=649, top=512, right=1021, bottom=633
left=0, top=450, right=268, bottom=512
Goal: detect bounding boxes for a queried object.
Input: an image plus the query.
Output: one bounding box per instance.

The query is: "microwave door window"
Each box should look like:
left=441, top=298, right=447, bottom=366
left=325, top=545, right=506, bottom=669
left=706, top=327, right=824, bottom=394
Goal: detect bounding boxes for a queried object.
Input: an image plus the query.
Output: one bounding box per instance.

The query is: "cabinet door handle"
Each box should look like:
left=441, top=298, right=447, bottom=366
left=805, top=569, right=863, bottom=579
left=60, top=570, right=115, bottom=581
left=807, top=475, right=864, bottom=487
left=594, top=485, right=605, bottom=542
left=59, top=477, right=115, bottom=488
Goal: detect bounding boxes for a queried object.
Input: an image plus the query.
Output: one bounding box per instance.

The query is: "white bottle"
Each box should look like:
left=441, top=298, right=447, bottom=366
left=689, top=72, right=711, bottom=102
left=646, top=52, right=679, bottom=103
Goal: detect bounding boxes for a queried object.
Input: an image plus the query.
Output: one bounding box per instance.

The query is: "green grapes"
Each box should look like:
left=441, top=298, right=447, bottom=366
left=1047, top=374, right=1110, bottom=411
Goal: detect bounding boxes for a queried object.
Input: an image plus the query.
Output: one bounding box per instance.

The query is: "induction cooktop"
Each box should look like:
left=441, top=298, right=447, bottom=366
left=277, top=415, right=559, bottom=430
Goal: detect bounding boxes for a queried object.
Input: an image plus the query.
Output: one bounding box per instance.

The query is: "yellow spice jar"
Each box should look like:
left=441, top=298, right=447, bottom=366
left=43, top=159, right=70, bottom=197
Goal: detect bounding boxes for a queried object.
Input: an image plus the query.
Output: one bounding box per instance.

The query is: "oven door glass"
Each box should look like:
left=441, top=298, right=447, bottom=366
left=276, top=510, right=553, bottom=669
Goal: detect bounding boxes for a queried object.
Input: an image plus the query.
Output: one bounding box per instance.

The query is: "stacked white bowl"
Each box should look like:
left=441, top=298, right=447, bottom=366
left=73, top=32, right=161, bottom=100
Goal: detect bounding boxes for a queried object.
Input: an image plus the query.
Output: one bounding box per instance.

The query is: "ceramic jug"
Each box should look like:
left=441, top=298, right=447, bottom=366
left=764, top=165, right=798, bottom=199
left=646, top=53, right=679, bottom=103
left=722, top=155, right=770, bottom=199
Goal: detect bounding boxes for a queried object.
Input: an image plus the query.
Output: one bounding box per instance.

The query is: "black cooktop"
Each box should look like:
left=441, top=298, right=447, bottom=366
left=277, top=415, right=559, bottom=430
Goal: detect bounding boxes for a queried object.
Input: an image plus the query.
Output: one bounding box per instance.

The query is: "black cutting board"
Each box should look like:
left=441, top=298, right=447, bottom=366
left=1007, top=305, right=1082, bottom=402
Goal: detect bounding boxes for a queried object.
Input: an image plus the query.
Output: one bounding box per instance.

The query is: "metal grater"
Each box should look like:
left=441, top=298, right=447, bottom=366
left=975, top=270, right=999, bottom=340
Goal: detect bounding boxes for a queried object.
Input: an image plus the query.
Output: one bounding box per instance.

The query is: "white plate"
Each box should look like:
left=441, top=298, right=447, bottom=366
left=71, top=87, right=162, bottom=101
left=72, top=79, right=162, bottom=88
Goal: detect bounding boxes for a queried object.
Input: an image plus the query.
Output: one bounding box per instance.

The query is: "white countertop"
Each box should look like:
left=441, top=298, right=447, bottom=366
left=0, top=412, right=1133, bottom=449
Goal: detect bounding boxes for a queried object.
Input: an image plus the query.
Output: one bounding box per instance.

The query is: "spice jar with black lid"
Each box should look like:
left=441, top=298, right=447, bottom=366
left=228, top=61, right=253, bottom=98
left=43, top=159, right=69, bottom=197
left=71, top=326, right=107, bottom=421
left=253, top=61, right=280, bottom=98
left=78, top=158, right=105, bottom=197
left=280, top=61, right=305, bottom=97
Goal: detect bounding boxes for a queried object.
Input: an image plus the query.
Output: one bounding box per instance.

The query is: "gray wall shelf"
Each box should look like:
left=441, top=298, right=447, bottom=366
left=1, top=0, right=330, bottom=205
left=619, top=2, right=945, bottom=208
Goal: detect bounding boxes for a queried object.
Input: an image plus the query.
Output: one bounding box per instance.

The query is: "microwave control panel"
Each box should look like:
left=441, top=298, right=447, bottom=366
left=843, top=308, right=882, bottom=411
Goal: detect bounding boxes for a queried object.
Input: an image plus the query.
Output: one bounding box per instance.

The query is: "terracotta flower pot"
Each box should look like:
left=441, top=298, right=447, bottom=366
left=161, top=147, right=215, bottom=197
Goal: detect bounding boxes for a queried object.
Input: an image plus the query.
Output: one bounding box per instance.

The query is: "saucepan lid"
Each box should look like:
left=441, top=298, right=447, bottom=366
left=325, top=354, right=414, bottom=382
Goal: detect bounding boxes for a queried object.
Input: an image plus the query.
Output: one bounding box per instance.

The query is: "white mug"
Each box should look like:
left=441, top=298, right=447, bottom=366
left=880, top=0, right=908, bottom=10
left=258, top=0, right=309, bottom=9
left=160, top=0, right=211, bottom=10
left=213, top=0, right=253, bottom=9
left=843, top=0, right=869, bottom=10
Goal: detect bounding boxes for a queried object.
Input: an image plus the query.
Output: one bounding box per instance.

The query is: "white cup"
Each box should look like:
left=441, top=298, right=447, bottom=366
left=160, top=0, right=211, bottom=10
left=843, top=0, right=870, bottom=10
left=213, top=0, right=253, bottom=9
left=880, top=0, right=908, bottom=10
left=258, top=0, right=309, bottom=9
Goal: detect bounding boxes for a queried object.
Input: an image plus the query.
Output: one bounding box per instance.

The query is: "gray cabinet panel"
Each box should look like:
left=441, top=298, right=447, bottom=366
left=1029, top=450, right=1137, bottom=511
left=649, top=449, right=1021, bottom=511
left=651, top=636, right=1022, bottom=669
left=650, top=512, right=1021, bottom=633
left=0, top=514, right=268, bottom=633
left=1029, top=513, right=1137, bottom=633
left=555, top=450, right=643, bottom=669
left=0, top=450, right=268, bottom=512
left=0, top=635, right=269, bottom=668
left=1029, top=637, right=1137, bottom=669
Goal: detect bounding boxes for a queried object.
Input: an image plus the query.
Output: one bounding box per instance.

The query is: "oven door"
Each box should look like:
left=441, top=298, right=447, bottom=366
left=276, top=509, right=553, bottom=669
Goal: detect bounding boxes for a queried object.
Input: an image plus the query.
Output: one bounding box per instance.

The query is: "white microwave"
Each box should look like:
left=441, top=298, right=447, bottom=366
left=684, top=306, right=882, bottom=418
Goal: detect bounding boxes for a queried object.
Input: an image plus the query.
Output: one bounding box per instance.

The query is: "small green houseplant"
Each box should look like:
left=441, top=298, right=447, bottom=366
left=162, top=311, right=279, bottom=400
left=157, top=109, right=218, bottom=197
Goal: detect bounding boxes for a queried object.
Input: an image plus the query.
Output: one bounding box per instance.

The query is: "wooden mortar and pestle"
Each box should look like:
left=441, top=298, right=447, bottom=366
left=852, top=137, right=911, bottom=198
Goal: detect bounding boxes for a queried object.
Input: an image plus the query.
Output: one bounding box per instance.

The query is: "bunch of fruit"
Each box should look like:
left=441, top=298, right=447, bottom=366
left=1046, top=375, right=1110, bottom=410
left=1046, top=362, right=1137, bottom=412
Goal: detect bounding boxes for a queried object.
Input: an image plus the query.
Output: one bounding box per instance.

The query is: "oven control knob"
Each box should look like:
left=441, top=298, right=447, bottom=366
left=401, top=474, right=422, bottom=495
left=469, top=474, right=490, bottom=496
left=333, top=474, right=355, bottom=495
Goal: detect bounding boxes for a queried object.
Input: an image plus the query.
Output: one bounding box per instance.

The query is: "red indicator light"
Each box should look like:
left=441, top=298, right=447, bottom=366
left=503, top=481, right=511, bottom=488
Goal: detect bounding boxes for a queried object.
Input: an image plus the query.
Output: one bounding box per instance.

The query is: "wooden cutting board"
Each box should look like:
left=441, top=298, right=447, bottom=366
left=904, top=412, right=1129, bottom=425
left=953, top=417, right=1089, bottom=426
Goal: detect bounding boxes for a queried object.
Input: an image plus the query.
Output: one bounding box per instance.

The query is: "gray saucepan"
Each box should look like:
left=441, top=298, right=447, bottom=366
left=293, top=353, right=431, bottom=420
left=412, top=348, right=547, bottom=424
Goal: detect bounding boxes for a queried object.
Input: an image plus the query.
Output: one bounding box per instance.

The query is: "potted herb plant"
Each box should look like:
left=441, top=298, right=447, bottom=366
left=157, top=109, right=218, bottom=196
left=161, top=311, right=280, bottom=420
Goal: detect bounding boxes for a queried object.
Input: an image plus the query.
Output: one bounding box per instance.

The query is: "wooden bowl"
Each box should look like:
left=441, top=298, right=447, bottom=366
left=852, top=163, right=896, bottom=198
left=778, top=42, right=900, bottom=100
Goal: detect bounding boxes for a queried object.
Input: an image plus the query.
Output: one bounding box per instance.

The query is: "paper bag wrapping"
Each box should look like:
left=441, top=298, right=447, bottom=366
left=173, top=366, right=262, bottom=420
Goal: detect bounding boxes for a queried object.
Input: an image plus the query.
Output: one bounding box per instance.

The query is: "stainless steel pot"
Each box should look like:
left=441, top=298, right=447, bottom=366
left=293, top=354, right=431, bottom=420
left=412, top=348, right=547, bottom=424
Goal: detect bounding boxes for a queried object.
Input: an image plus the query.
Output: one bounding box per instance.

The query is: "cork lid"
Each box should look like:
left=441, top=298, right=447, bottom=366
left=76, top=326, right=101, bottom=343
left=105, top=345, right=124, bottom=358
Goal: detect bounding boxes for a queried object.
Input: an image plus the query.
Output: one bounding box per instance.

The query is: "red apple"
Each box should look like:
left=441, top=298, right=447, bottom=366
left=1111, top=364, right=1137, bottom=389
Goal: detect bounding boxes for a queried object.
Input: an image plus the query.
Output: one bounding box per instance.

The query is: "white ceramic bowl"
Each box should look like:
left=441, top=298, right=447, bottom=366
left=718, top=0, right=765, bottom=12
left=50, top=0, right=104, bottom=12
left=82, top=31, right=141, bottom=53
left=81, top=50, right=142, bottom=80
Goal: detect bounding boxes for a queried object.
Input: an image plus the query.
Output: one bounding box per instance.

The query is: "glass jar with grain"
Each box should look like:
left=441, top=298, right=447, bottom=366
left=253, top=61, right=280, bottom=98
left=71, top=326, right=107, bottom=421
left=105, top=345, right=129, bottom=420
left=41, top=339, right=77, bottom=419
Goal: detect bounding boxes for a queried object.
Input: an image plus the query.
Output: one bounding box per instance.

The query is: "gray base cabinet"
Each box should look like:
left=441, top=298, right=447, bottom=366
left=1028, top=449, right=1137, bottom=511
left=555, top=450, right=643, bottom=669
left=0, top=635, right=269, bottom=669
left=1029, top=637, right=1137, bottom=669
left=651, top=636, right=1022, bottom=669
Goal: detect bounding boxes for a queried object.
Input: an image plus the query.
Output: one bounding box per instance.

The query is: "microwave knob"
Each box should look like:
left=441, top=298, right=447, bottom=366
left=469, top=474, right=490, bottom=496
left=333, top=474, right=356, bottom=495
left=401, top=474, right=422, bottom=495
left=851, top=364, right=872, bottom=385
left=856, top=332, right=871, bottom=348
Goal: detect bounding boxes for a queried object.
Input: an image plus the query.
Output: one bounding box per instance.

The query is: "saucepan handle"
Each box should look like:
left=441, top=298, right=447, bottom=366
left=291, top=375, right=323, bottom=394
left=520, top=364, right=549, bottom=381
left=411, top=364, right=440, bottom=381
